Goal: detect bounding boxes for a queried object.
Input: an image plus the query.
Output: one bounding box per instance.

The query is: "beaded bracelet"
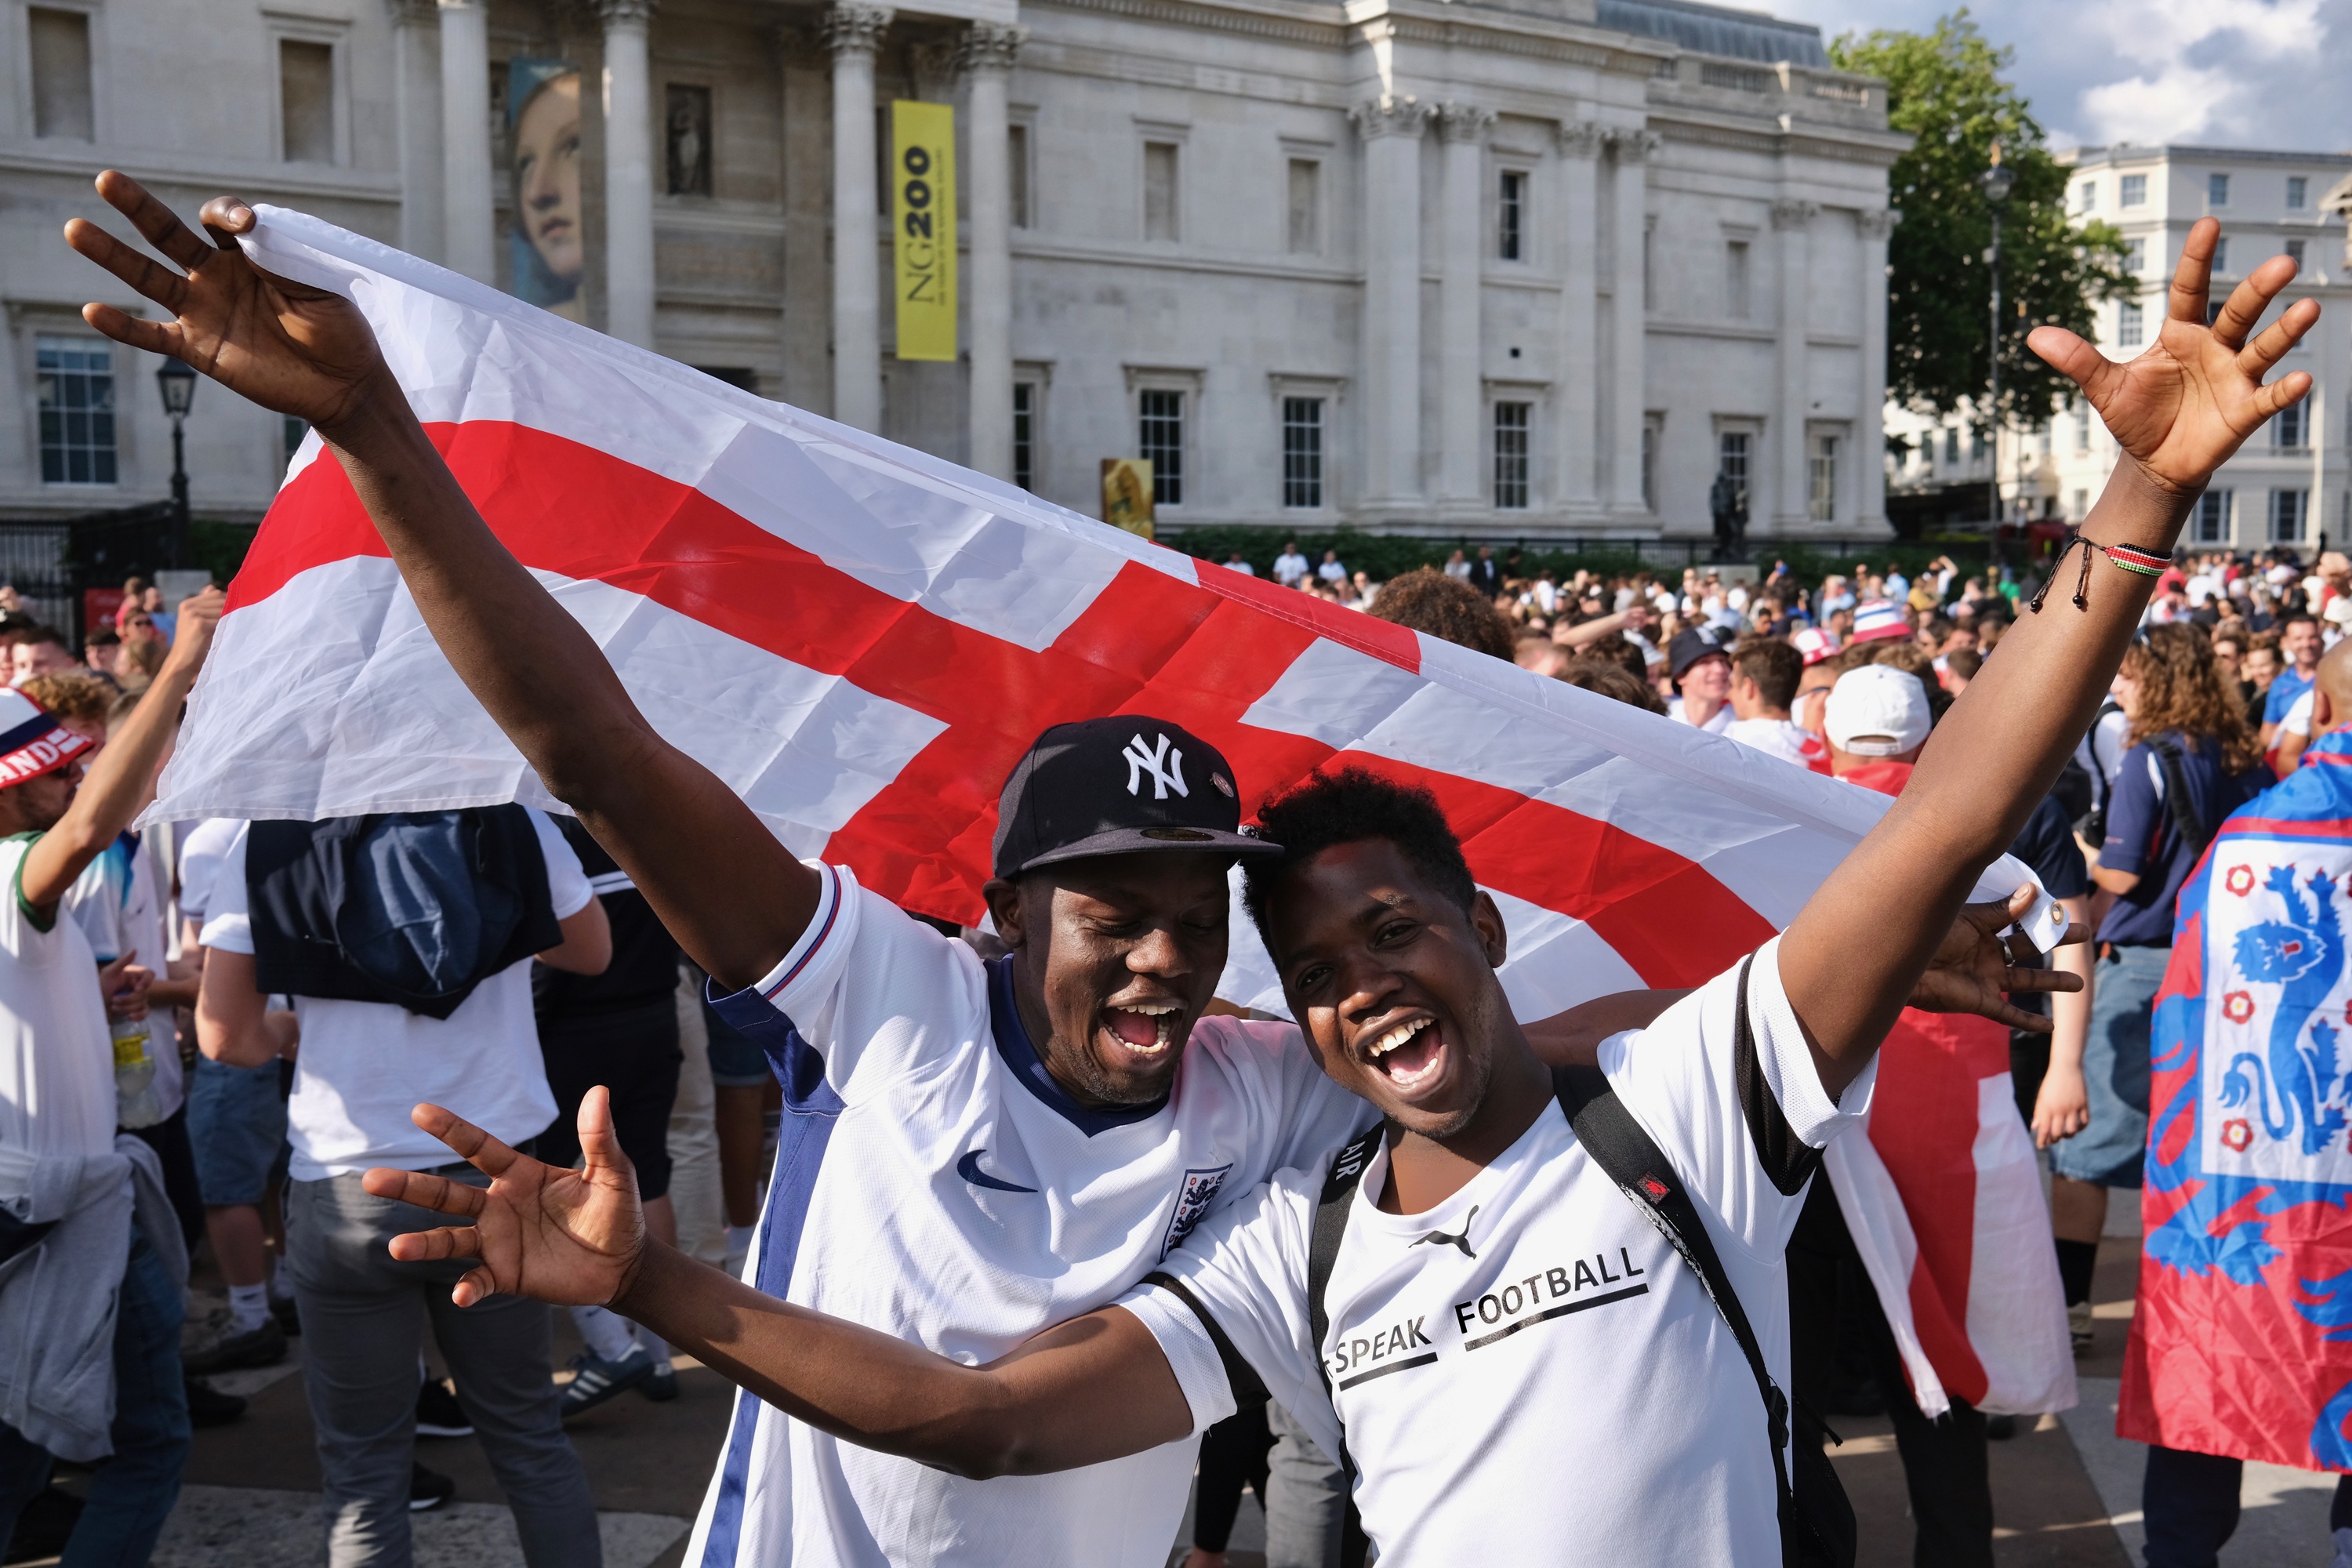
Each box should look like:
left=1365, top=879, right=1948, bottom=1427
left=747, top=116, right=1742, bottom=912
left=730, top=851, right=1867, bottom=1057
left=2028, top=535, right=2170, bottom=614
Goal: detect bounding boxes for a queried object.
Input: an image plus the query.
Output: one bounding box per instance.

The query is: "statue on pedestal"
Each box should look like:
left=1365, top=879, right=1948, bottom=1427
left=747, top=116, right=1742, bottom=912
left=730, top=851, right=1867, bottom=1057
left=1709, top=471, right=1749, bottom=562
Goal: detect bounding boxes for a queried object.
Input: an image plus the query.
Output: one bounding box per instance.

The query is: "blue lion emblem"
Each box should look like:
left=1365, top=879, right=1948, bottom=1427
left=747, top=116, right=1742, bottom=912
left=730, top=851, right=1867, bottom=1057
left=2219, top=867, right=2352, bottom=1158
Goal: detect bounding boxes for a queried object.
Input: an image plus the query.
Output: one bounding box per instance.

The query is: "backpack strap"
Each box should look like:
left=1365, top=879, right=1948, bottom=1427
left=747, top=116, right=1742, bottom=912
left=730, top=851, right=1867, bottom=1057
left=1305, top=1123, right=1383, bottom=1485
left=1554, top=959, right=1801, bottom=1543
left=2147, top=736, right=2216, bottom=862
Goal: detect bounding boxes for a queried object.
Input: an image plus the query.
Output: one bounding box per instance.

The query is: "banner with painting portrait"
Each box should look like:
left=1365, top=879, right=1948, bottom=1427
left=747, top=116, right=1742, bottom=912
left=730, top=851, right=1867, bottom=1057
left=508, top=58, right=585, bottom=321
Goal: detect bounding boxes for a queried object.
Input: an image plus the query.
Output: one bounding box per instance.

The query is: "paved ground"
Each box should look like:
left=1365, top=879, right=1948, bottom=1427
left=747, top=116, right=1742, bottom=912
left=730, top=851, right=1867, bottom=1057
left=16, top=1210, right=2347, bottom=1567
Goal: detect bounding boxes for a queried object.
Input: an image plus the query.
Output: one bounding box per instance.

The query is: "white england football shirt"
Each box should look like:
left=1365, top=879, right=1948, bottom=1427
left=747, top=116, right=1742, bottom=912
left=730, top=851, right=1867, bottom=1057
left=63, top=831, right=180, bottom=1120
left=1120, top=939, right=1872, bottom=1566
left=0, top=835, right=115, bottom=1161
left=684, top=862, right=1372, bottom=1568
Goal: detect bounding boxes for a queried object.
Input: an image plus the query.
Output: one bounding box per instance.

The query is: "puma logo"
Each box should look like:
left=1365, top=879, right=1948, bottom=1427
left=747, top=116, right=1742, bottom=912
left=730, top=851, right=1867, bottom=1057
left=1411, top=1205, right=1479, bottom=1260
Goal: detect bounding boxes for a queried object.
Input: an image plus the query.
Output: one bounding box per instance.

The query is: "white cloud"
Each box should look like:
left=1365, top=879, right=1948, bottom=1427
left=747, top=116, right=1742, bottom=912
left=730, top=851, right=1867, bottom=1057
left=1777, top=0, right=2352, bottom=154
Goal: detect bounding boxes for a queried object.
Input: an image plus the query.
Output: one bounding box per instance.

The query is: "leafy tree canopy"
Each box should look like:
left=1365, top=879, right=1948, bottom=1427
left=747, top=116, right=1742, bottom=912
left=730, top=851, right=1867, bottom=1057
left=1831, top=11, right=2132, bottom=428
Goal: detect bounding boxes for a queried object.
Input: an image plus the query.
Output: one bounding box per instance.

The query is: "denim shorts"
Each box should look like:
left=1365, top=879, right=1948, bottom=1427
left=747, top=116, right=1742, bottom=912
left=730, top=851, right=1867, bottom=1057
left=187, top=1054, right=289, bottom=1207
left=2049, top=943, right=2172, bottom=1189
left=702, top=999, right=771, bottom=1089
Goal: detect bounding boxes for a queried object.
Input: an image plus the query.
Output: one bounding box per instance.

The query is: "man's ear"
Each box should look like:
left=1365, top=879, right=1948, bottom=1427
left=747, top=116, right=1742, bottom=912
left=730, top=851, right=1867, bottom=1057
left=980, top=877, right=1030, bottom=952
left=1470, top=890, right=1509, bottom=970
left=2316, top=689, right=2338, bottom=735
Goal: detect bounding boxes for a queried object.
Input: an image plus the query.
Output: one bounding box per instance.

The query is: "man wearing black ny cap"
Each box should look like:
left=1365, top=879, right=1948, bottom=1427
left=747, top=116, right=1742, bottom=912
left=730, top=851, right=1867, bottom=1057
left=1666, top=625, right=1736, bottom=734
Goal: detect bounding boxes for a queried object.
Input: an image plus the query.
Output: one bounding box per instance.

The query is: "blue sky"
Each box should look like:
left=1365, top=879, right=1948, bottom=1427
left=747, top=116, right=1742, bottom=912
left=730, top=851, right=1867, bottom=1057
left=1778, top=0, right=2352, bottom=154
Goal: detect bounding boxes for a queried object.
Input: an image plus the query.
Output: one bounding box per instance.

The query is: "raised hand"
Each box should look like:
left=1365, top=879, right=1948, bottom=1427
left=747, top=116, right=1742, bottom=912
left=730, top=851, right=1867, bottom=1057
left=1905, top=885, right=2087, bottom=1034
left=2028, top=217, right=2316, bottom=495
left=362, top=1087, right=648, bottom=1309
left=65, top=171, right=389, bottom=433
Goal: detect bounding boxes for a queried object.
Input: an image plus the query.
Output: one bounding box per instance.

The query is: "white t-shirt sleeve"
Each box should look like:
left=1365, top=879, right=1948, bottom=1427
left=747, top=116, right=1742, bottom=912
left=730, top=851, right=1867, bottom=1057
left=525, top=807, right=593, bottom=920
left=1600, top=936, right=1875, bottom=1257
left=1116, top=1163, right=1332, bottom=1457
left=60, top=843, right=130, bottom=962
left=197, top=825, right=255, bottom=955
left=0, top=836, right=65, bottom=963
left=2284, top=689, right=2316, bottom=739
left=176, top=817, right=240, bottom=927
left=708, top=860, right=989, bottom=1103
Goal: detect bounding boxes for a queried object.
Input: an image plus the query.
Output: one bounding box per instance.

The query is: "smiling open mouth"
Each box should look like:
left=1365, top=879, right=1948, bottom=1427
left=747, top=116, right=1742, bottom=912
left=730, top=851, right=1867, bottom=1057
left=1102, top=1003, right=1181, bottom=1058
left=1367, top=1016, right=1446, bottom=1089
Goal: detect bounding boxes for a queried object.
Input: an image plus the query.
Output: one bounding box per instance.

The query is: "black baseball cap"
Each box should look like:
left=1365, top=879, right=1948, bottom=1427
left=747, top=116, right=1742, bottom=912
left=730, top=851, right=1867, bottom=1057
left=1668, top=625, right=1732, bottom=681
left=990, top=717, right=1282, bottom=879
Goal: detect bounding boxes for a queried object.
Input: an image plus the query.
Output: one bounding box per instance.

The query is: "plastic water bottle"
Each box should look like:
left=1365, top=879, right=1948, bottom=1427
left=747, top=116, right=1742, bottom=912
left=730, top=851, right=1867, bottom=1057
left=113, top=1015, right=162, bottom=1129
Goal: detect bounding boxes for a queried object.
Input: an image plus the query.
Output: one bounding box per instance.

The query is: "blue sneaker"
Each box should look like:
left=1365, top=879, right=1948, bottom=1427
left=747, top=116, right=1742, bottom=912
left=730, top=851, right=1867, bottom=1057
left=560, top=1345, right=655, bottom=1419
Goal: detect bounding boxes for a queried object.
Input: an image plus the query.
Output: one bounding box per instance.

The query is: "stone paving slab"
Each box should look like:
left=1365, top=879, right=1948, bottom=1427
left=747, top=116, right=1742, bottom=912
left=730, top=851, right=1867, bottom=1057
left=151, top=1484, right=688, bottom=1568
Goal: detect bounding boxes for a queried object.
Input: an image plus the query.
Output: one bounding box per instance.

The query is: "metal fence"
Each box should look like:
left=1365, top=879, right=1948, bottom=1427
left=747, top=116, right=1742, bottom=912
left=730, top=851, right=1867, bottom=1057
left=0, top=500, right=181, bottom=643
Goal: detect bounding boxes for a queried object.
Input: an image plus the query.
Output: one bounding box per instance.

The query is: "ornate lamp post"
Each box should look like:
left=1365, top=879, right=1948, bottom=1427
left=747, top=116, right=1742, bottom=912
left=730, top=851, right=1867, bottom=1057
left=1980, top=143, right=2016, bottom=532
left=155, top=358, right=195, bottom=568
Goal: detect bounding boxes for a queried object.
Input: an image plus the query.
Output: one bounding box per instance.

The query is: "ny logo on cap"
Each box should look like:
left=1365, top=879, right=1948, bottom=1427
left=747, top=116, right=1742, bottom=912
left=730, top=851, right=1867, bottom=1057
left=1123, top=732, right=1189, bottom=800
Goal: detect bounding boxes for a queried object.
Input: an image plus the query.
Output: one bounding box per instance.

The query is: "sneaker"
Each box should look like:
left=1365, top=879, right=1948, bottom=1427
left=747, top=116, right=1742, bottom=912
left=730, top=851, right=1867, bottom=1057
left=639, top=1366, right=680, bottom=1403
left=184, top=1375, right=248, bottom=1428
left=409, top=1462, right=456, bottom=1512
left=2068, top=1300, right=2096, bottom=1355
left=5, top=1484, right=83, bottom=1559
left=183, top=1315, right=289, bottom=1375
left=416, top=1377, right=473, bottom=1439
left=1984, top=1413, right=2019, bottom=1441
left=560, top=1345, right=655, bottom=1419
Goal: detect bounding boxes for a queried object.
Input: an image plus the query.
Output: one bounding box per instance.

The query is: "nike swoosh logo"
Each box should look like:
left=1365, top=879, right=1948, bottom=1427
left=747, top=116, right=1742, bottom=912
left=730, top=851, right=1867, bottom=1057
left=956, top=1149, right=1037, bottom=1194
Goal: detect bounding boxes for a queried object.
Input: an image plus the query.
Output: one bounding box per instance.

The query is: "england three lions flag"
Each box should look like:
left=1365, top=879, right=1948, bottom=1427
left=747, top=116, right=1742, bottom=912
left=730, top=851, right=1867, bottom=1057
left=150, top=209, right=2068, bottom=1415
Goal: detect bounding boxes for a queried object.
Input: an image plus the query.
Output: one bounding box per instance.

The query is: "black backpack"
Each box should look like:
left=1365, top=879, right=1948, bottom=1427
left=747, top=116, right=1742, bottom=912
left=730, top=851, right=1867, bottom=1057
left=1303, top=960, right=1857, bottom=1568
left=249, top=807, right=561, bottom=1020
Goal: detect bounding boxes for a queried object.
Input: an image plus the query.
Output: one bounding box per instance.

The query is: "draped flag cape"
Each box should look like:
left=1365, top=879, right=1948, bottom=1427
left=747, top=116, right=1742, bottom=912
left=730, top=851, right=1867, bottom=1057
left=2125, top=731, right=2352, bottom=1469
left=151, top=211, right=2067, bottom=1387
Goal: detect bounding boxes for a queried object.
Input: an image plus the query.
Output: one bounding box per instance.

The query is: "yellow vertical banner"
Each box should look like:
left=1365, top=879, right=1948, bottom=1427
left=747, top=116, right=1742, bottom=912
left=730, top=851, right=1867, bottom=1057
left=891, top=100, right=957, bottom=361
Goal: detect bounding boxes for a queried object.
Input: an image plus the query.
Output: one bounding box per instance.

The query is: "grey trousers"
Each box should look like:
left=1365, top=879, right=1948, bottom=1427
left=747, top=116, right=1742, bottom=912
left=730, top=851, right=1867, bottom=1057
left=1263, top=1399, right=1346, bottom=1568
left=286, top=1168, right=601, bottom=1568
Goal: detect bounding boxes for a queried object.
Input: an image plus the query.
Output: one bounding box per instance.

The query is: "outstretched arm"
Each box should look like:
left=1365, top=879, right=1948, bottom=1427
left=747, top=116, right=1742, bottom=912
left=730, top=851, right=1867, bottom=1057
left=365, top=1092, right=1192, bottom=1477
left=1781, top=219, right=2316, bottom=1095
left=64, top=173, right=814, bottom=990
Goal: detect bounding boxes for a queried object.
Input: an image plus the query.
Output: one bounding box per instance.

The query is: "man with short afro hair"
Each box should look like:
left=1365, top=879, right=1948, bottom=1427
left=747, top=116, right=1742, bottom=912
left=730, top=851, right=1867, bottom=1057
left=1367, top=568, right=1515, bottom=660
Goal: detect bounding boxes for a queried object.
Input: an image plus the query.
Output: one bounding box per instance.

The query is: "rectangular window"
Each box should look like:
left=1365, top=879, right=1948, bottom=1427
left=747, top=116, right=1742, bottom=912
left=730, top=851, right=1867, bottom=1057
left=2073, top=488, right=2089, bottom=522
left=29, top=8, right=94, bottom=140
left=2195, top=489, right=2231, bottom=543
left=1808, top=433, right=1838, bottom=523
left=1719, top=430, right=1751, bottom=492
left=665, top=83, right=712, bottom=195
left=279, top=38, right=335, bottom=163
left=1287, top=159, right=1319, bottom=255
left=2122, top=237, right=2145, bottom=271
left=1944, top=428, right=1959, bottom=464
left=2208, top=172, right=2230, bottom=207
left=2118, top=299, right=2144, bottom=348
left=2278, top=399, right=2307, bottom=451
left=1725, top=240, right=1750, bottom=318
left=1971, top=428, right=1987, bottom=460
left=1493, top=402, right=1530, bottom=510
left=2287, top=238, right=2307, bottom=276
left=1642, top=415, right=1661, bottom=513
left=2212, top=237, right=2230, bottom=274
left=2074, top=399, right=2092, bottom=452
left=1142, top=141, right=1178, bottom=242
left=35, top=335, right=116, bottom=485
left=1497, top=170, right=1525, bottom=262
left=2273, top=488, right=2308, bottom=543
left=1011, top=383, right=1034, bottom=492
left=1281, top=397, right=1323, bottom=510
left=1139, top=389, right=1182, bottom=505
left=2288, top=176, right=2309, bottom=210
left=2121, top=173, right=2147, bottom=207
left=2077, top=180, right=2096, bottom=212
left=1008, top=125, right=1030, bottom=228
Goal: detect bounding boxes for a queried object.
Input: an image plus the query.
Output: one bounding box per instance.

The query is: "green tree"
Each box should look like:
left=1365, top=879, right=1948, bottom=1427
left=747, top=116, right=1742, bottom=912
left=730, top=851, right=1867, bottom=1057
left=1831, top=12, right=2132, bottom=433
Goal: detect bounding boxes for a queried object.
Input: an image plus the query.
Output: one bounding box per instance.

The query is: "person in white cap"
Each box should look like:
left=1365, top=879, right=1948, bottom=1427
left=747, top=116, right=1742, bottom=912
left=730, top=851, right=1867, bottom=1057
left=1823, top=662, right=1935, bottom=786
left=0, top=590, right=223, bottom=1565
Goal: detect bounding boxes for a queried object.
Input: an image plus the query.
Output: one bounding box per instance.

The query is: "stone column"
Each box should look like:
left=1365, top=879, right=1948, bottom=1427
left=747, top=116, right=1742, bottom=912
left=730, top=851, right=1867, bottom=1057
left=437, top=0, right=494, bottom=283
left=387, top=0, right=444, bottom=262
left=1353, top=96, right=1430, bottom=510
left=960, top=24, right=1023, bottom=480
left=825, top=5, right=891, bottom=431
left=1772, top=197, right=1817, bottom=531
left=1436, top=103, right=1493, bottom=511
left=600, top=0, right=658, bottom=347
left=1608, top=128, right=1657, bottom=517
left=1857, top=209, right=1896, bottom=534
left=1555, top=121, right=1603, bottom=524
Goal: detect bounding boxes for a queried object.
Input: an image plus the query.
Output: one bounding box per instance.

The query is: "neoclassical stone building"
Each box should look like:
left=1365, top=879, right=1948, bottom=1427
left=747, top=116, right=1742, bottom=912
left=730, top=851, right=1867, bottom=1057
left=0, top=0, right=1905, bottom=543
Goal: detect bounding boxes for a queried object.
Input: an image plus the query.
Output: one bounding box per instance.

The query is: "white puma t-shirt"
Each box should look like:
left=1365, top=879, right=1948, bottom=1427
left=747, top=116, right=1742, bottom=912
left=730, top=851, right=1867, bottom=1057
left=1122, top=939, right=1873, bottom=1566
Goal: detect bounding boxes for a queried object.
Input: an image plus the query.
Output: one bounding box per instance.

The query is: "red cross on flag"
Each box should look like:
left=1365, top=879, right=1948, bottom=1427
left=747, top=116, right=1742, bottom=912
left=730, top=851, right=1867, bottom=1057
left=151, top=207, right=2056, bottom=1023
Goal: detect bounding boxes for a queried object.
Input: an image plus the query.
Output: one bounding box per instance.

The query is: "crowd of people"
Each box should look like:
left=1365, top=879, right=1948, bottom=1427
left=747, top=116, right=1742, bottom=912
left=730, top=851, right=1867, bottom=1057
left=0, top=177, right=2334, bottom=1568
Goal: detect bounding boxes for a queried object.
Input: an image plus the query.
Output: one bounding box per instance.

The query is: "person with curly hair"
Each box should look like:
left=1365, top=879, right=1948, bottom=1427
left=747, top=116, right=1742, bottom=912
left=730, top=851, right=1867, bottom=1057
left=1363, top=568, right=1514, bottom=661
left=2053, top=622, right=2266, bottom=1348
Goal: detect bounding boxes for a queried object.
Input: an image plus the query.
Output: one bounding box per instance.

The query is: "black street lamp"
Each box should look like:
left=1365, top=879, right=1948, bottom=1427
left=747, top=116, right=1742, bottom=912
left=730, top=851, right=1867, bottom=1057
left=1979, top=143, right=2016, bottom=532
left=156, top=358, right=195, bottom=568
